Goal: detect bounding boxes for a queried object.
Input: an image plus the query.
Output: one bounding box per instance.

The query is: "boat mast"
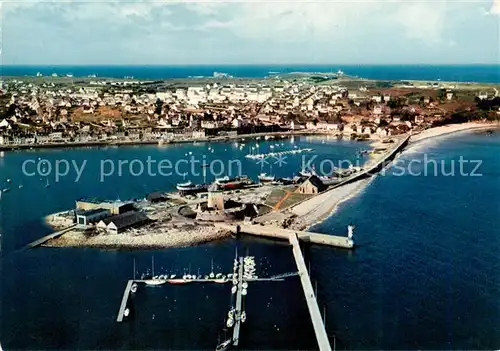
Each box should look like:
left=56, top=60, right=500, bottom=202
left=133, top=257, right=136, bottom=280
left=152, top=256, right=154, bottom=277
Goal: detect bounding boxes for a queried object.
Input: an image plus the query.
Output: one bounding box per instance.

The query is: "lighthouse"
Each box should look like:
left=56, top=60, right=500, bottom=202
left=347, top=224, right=355, bottom=240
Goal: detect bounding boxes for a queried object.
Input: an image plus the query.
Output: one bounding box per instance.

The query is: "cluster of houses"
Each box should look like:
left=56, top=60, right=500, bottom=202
left=0, top=77, right=498, bottom=146
left=75, top=199, right=150, bottom=234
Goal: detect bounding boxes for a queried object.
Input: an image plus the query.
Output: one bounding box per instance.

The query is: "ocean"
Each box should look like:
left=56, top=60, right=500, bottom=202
left=0, top=132, right=499, bottom=349
left=1, top=64, right=500, bottom=83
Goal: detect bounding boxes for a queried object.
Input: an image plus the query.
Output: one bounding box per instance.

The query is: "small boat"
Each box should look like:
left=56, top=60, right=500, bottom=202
left=226, top=317, right=234, bottom=328
left=170, top=274, right=176, bottom=279
left=2, top=188, right=11, bottom=193
left=216, top=273, right=222, bottom=279
left=6, top=178, right=11, bottom=183
left=241, top=311, right=247, bottom=323
left=215, top=339, right=231, bottom=351
left=144, top=278, right=166, bottom=286
left=242, top=288, right=247, bottom=296
left=231, top=286, right=237, bottom=294
left=258, top=173, right=275, bottom=183
left=45, top=179, right=50, bottom=188
left=131, top=283, right=138, bottom=293
left=176, top=181, right=208, bottom=194
left=167, top=279, right=191, bottom=285
left=228, top=309, right=235, bottom=319
left=124, top=308, right=130, bottom=317
left=18, top=185, right=23, bottom=189
left=242, top=282, right=248, bottom=289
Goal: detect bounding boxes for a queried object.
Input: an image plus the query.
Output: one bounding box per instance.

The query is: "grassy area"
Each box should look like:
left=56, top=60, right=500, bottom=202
left=264, top=187, right=312, bottom=210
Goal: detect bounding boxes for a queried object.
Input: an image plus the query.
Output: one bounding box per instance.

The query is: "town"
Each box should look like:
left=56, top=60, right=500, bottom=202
left=1, top=72, right=499, bottom=148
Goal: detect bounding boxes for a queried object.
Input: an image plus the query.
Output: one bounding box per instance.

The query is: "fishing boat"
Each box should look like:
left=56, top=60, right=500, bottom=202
left=258, top=173, right=275, bottom=183
left=215, top=175, right=252, bottom=190
left=176, top=181, right=208, bottom=194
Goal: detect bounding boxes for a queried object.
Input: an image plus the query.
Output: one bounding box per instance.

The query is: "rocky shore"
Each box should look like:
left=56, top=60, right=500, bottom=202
left=45, top=224, right=232, bottom=249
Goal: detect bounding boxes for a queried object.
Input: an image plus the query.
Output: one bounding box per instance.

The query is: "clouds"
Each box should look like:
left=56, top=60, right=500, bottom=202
left=1, top=0, right=499, bottom=65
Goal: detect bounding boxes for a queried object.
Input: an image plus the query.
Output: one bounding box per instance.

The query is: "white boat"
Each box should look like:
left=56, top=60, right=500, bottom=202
left=145, top=278, right=166, bottom=286
left=241, top=311, right=247, bottom=323
left=131, top=283, right=138, bottom=293
left=231, top=285, right=237, bottom=294
left=226, top=317, right=234, bottom=328
left=242, top=282, right=248, bottom=289
left=258, top=173, right=275, bottom=183
left=242, top=288, right=247, bottom=296
left=228, top=309, right=235, bottom=319
left=170, top=274, right=176, bottom=279
left=124, top=308, right=130, bottom=317
left=145, top=256, right=166, bottom=285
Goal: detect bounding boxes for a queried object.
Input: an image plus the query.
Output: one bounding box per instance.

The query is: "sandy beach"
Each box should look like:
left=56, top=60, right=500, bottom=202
left=288, top=122, right=499, bottom=231
left=410, top=122, right=498, bottom=144
left=289, top=178, right=372, bottom=231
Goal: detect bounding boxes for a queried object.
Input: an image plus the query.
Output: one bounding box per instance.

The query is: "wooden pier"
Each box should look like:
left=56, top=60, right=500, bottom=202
left=232, top=256, right=245, bottom=346
left=289, top=233, right=331, bottom=351
left=216, top=223, right=354, bottom=249
left=24, top=224, right=76, bottom=249
left=117, top=280, right=134, bottom=322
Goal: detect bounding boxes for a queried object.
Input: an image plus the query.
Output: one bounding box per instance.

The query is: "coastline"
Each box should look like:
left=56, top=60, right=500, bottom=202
left=37, top=122, right=497, bottom=249
left=0, top=130, right=334, bottom=152
left=44, top=224, right=232, bottom=249
left=289, top=122, right=499, bottom=231
left=409, top=122, right=499, bottom=144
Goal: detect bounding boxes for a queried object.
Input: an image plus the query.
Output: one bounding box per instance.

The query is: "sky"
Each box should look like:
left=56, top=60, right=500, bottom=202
left=1, top=0, right=499, bottom=65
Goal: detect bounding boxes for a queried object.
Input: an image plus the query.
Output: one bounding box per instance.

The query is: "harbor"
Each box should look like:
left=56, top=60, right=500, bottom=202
left=114, top=244, right=333, bottom=350
left=2, top=128, right=499, bottom=350
left=115, top=254, right=303, bottom=350
left=21, top=132, right=412, bottom=251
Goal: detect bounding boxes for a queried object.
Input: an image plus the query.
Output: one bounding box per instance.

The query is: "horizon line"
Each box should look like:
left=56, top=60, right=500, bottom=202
left=2, top=63, right=500, bottom=67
